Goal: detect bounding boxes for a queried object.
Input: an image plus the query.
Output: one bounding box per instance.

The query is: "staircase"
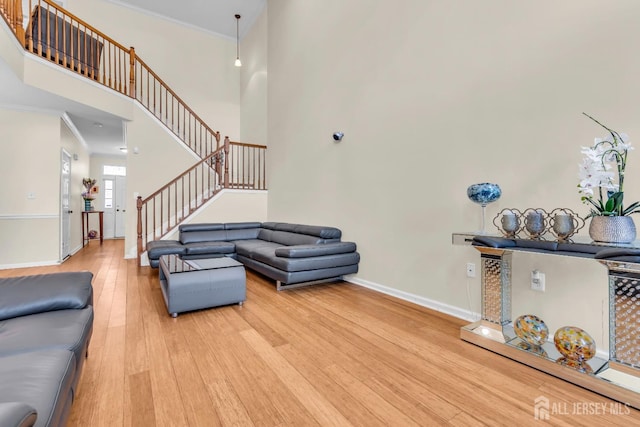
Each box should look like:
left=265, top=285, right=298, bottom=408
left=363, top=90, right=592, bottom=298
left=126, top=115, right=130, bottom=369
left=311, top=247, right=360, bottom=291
left=0, top=0, right=267, bottom=264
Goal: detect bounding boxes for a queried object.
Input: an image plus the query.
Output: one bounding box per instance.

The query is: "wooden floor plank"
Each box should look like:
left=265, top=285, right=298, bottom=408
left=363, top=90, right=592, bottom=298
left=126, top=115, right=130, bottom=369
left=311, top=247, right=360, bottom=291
left=1, top=240, right=638, bottom=426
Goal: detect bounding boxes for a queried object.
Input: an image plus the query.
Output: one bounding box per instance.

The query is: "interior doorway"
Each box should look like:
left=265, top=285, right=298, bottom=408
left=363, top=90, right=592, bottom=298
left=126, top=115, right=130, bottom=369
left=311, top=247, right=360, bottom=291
left=60, top=149, right=71, bottom=259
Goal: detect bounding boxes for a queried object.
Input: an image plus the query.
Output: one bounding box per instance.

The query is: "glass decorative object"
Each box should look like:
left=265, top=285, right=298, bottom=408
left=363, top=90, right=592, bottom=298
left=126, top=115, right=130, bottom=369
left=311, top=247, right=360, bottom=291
left=548, top=208, right=584, bottom=242
left=467, top=183, right=501, bottom=234
left=523, top=209, right=546, bottom=239
left=553, top=326, right=596, bottom=362
left=513, top=314, right=549, bottom=347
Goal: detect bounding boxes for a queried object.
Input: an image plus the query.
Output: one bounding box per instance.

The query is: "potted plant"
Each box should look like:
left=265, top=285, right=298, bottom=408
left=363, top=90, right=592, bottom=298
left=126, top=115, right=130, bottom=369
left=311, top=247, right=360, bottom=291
left=578, top=113, right=640, bottom=243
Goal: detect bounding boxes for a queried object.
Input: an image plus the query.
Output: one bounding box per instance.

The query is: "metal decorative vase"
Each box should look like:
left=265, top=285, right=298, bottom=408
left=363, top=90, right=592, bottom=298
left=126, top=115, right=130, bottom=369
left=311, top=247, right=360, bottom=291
left=588, top=216, right=636, bottom=244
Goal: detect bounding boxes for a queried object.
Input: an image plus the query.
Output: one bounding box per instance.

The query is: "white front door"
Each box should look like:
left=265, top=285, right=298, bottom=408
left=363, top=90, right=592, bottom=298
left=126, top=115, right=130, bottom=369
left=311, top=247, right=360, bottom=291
left=103, top=176, right=127, bottom=238
left=115, top=176, right=126, bottom=237
left=60, top=150, right=71, bottom=260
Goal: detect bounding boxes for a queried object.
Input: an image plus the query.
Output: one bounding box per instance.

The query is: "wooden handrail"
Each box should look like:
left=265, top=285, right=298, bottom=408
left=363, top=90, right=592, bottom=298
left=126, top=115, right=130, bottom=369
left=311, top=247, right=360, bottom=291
left=133, top=55, right=221, bottom=157
left=0, top=0, right=222, bottom=158
left=0, top=0, right=268, bottom=265
left=136, top=140, right=267, bottom=264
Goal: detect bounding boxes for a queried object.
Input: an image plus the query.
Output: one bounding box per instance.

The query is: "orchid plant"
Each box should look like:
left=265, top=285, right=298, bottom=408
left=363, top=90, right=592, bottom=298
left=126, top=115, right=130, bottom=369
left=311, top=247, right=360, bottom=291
left=578, top=113, right=640, bottom=217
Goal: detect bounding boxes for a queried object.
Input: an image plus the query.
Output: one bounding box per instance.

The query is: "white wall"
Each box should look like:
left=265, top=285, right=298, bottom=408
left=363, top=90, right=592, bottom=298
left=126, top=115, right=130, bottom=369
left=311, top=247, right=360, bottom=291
left=249, top=1, right=640, bottom=346
left=0, top=108, right=90, bottom=268
left=240, top=7, right=267, bottom=147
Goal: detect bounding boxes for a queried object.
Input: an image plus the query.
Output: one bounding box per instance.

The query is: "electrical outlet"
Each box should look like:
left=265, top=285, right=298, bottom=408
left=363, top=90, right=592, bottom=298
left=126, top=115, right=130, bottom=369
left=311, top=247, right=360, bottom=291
left=531, top=270, right=545, bottom=292
left=466, top=262, right=476, bottom=278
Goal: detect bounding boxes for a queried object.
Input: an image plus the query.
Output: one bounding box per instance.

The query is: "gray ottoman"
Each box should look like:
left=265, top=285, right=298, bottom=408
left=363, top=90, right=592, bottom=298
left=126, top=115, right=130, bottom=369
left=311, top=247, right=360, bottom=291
left=159, top=255, right=246, bottom=317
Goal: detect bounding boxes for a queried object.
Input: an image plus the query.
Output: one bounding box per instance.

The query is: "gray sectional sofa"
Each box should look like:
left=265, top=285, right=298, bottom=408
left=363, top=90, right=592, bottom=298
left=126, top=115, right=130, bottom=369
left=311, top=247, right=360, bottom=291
left=0, top=272, right=94, bottom=427
left=147, top=222, right=360, bottom=290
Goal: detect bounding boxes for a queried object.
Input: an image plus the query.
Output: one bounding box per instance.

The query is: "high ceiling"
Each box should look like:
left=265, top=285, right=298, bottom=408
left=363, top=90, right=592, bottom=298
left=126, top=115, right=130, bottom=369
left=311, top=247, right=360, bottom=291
left=110, top=0, right=266, bottom=39
left=0, top=0, right=266, bottom=157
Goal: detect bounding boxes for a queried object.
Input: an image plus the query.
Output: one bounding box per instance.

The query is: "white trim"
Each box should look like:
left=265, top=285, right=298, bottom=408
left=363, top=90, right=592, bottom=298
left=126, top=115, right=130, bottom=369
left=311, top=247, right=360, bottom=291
left=61, top=113, right=90, bottom=151
left=346, top=276, right=479, bottom=322
left=0, top=259, right=61, bottom=270
left=0, top=214, right=59, bottom=219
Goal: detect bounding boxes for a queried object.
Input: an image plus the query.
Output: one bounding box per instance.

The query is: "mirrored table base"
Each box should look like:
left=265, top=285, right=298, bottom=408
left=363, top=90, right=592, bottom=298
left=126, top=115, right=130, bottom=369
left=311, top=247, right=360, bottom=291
left=461, top=321, right=640, bottom=409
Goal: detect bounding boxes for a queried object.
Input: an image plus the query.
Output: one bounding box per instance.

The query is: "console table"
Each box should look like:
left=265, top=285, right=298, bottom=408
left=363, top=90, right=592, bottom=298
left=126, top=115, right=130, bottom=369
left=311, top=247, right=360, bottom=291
left=81, top=211, right=104, bottom=247
left=452, top=232, right=640, bottom=409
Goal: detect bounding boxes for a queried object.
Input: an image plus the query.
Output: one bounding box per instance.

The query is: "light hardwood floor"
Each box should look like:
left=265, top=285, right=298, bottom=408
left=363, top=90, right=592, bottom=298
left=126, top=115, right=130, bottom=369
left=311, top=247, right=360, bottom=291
left=2, top=239, right=640, bottom=426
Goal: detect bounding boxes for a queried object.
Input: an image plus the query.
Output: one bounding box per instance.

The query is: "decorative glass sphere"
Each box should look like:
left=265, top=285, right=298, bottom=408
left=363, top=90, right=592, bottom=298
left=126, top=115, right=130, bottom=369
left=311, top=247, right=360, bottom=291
left=513, top=314, right=549, bottom=347
left=553, top=326, right=596, bottom=362
left=467, top=183, right=502, bottom=206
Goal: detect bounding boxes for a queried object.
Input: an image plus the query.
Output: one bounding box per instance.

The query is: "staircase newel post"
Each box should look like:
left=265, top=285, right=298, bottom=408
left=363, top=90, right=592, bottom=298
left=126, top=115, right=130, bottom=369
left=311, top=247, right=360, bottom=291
left=136, top=196, right=143, bottom=266
left=223, top=136, right=230, bottom=188
left=215, top=131, right=220, bottom=151
left=128, top=46, right=136, bottom=98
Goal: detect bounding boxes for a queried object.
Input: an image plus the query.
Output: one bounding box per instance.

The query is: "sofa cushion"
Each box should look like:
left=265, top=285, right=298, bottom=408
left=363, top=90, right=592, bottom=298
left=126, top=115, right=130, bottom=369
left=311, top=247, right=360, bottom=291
left=0, top=307, right=93, bottom=367
left=0, top=349, right=75, bottom=427
left=183, top=241, right=236, bottom=255
left=180, top=229, right=228, bottom=244
left=233, top=240, right=280, bottom=258
left=225, top=227, right=261, bottom=241
left=147, top=240, right=186, bottom=260
left=0, top=272, right=93, bottom=321
left=258, top=229, right=322, bottom=246
left=275, top=242, right=357, bottom=258
left=261, top=222, right=342, bottom=239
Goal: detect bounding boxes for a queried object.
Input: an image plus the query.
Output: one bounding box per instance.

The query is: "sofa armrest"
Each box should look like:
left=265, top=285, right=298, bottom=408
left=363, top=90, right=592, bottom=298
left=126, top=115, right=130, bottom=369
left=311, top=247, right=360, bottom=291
left=275, top=242, right=357, bottom=258
left=0, top=402, right=37, bottom=427
left=0, top=271, right=93, bottom=321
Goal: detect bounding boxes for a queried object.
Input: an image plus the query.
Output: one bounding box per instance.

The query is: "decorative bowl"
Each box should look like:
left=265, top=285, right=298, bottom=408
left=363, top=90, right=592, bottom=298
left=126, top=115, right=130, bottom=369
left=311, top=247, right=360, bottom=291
left=513, top=314, right=549, bottom=347
left=553, top=326, right=596, bottom=362
left=467, top=183, right=501, bottom=206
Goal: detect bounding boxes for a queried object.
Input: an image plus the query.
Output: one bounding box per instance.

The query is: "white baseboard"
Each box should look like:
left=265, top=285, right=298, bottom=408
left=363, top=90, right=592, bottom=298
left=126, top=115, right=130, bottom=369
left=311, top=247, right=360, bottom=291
left=0, top=259, right=61, bottom=270
left=346, top=276, right=479, bottom=322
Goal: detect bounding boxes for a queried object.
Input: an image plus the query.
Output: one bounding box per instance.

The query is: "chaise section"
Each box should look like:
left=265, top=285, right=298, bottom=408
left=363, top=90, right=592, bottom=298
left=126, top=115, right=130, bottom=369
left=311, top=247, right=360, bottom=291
left=0, top=271, right=94, bottom=427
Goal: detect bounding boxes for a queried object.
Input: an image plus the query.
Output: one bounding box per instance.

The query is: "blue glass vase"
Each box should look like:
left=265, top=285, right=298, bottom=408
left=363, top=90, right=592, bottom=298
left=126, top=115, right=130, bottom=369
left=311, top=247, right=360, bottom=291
left=84, top=199, right=92, bottom=211
left=467, top=183, right=501, bottom=234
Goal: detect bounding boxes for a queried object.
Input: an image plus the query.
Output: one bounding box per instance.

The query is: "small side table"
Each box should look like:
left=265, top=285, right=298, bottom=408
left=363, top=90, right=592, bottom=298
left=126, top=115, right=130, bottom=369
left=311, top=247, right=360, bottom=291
left=82, top=210, right=104, bottom=247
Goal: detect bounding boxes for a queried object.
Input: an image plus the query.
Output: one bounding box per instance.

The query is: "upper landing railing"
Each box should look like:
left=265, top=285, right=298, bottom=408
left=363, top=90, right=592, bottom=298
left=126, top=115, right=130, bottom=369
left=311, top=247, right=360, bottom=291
left=0, top=0, right=223, bottom=158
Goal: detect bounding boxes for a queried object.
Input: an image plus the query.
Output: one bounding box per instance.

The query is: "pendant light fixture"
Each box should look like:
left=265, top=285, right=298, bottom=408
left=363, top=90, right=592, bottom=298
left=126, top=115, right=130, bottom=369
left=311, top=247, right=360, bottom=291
left=234, top=14, right=242, bottom=67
